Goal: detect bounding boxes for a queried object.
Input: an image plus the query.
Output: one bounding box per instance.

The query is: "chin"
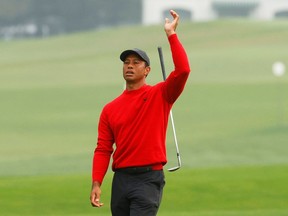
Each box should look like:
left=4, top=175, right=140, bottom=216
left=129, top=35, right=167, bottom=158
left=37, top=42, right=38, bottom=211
left=124, top=77, right=134, bottom=81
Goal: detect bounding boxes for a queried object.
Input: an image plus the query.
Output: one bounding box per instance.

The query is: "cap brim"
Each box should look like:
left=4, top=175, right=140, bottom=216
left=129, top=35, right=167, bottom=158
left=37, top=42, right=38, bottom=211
left=120, top=50, right=138, bottom=62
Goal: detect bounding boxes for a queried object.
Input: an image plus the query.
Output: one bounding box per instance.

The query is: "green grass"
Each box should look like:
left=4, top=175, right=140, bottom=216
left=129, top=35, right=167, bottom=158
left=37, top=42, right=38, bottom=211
left=1, top=166, right=288, bottom=215
left=1, top=20, right=288, bottom=215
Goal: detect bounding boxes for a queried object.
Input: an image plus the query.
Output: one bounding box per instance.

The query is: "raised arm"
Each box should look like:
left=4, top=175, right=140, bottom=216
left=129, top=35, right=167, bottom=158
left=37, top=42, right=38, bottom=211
left=162, top=10, right=191, bottom=104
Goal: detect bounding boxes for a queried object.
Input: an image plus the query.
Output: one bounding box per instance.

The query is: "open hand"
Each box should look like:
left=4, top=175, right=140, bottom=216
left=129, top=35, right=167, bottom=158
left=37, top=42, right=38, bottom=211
left=164, top=10, right=180, bottom=37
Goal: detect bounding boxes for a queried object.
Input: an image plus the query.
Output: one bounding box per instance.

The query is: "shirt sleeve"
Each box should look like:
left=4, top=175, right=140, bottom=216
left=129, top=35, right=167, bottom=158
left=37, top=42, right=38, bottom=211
left=92, top=108, right=114, bottom=184
left=162, top=34, right=191, bottom=104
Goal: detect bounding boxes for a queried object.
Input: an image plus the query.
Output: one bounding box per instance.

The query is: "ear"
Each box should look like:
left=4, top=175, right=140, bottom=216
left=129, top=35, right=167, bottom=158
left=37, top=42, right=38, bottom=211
left=144, top=66, right=151, bottom=77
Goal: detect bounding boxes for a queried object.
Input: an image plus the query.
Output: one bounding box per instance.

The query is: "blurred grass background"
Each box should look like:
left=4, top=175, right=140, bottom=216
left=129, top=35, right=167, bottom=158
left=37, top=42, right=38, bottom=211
left=0, top=20, right=288, bottom=215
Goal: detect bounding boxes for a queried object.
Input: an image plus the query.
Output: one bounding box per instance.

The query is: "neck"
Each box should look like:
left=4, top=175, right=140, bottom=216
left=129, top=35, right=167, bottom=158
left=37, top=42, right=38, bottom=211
left=126, top=81, right=146, bottom=91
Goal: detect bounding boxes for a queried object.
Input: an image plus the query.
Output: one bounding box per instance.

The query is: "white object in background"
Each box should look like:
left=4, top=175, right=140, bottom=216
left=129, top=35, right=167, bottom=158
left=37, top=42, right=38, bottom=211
left=272, top=62, right=286, bottom=77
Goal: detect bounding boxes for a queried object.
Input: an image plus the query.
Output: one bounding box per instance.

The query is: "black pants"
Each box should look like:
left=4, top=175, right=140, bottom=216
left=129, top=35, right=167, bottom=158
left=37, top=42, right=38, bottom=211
left=111, top=170, right=165, bottom=216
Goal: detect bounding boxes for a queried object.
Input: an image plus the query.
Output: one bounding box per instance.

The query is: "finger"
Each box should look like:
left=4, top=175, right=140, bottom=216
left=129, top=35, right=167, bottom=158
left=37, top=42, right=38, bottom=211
left=95, top=199, right=104, bottom=207
left=165, top=17, right=170, bottom=24
left=90, top=196, right=98, bottom=207
left=90, top=193, right=103, bottom=207
left=170, top=9, right=176, bottom=17
left=170, top=10, right=179, bottom=26
left=91, top=198, right=104, bottom=207
left=170, top=10, right=179, bottom=19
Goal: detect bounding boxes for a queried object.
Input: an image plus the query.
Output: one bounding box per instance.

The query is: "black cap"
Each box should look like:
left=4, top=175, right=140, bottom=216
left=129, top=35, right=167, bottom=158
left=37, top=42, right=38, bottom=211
left=120, top=48, right=150, bottom=66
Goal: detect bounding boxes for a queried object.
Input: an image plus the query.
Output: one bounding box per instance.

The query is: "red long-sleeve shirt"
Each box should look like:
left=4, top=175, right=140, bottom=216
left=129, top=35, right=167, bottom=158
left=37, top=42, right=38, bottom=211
left=92, top=34, right=190, bottom=184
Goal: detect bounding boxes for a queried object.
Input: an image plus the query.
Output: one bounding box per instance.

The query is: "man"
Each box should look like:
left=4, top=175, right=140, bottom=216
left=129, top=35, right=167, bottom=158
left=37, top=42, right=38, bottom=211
left=90, top=10, right=190, bottom=216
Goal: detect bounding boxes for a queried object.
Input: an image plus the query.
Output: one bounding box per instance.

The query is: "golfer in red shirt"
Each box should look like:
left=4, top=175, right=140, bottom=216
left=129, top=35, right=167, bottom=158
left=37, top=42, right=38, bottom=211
left=90, top=10, right=190, bottom=216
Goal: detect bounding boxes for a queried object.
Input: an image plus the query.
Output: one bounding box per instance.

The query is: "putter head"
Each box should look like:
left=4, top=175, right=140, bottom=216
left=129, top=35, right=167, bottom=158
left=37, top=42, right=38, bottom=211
left=168, top=166, right=180, bottom=172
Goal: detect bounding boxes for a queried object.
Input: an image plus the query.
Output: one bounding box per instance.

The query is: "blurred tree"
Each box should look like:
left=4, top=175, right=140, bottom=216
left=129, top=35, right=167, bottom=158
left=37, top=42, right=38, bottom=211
left=0, top=0, right=141, bottom=38
left=0, top=0, right=31, bottom=24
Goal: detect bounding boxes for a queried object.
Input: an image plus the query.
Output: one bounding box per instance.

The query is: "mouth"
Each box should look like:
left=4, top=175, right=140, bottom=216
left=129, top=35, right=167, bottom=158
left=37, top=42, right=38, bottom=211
left=125, top=71, right=134, bottom=76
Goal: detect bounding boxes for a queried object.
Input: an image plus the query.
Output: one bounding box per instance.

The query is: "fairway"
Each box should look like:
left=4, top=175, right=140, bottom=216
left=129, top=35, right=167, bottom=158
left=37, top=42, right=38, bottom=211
left=1, top=20, right=288, bottom=215
left=1, top=166, right=288, bottom=215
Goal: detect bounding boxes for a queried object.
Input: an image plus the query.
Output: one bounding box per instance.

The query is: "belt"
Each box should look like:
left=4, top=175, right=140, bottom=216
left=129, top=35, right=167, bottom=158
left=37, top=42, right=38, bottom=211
left=115, top=164, right=163, bottom=174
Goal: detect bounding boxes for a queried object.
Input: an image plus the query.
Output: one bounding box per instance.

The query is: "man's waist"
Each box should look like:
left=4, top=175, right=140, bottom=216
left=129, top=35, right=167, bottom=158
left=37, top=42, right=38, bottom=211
left=114, top=164, right=163, bottom=174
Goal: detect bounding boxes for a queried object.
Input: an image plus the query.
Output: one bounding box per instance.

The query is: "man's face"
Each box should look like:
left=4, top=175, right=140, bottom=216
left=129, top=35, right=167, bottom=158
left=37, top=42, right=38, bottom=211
left=122, top=54, right=150, bottom=83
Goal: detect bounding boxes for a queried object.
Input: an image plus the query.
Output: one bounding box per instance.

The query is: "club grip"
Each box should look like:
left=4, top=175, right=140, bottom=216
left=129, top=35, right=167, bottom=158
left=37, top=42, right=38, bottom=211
left=157, top=46, right=167, bottom=81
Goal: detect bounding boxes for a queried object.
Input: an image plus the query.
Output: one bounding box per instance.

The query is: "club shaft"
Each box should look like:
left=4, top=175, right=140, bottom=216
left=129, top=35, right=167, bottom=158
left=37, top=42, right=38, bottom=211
left=169, top=111, right=181, bottom=166
left=158, top=46, right=181, bottom=168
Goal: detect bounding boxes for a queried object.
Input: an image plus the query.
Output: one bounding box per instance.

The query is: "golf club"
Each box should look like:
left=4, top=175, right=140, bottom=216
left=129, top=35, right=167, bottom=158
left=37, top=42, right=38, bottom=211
left=157, top=46, right=181, bottom=172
